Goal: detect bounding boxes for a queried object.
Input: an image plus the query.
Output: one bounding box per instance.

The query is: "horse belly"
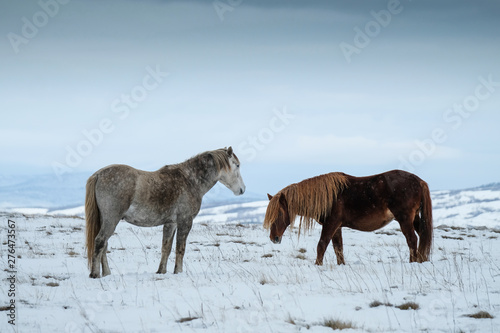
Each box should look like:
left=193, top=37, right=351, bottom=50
left=123, top=204, right=168, bottom=227
left=349, top=208, right=395, bottom=232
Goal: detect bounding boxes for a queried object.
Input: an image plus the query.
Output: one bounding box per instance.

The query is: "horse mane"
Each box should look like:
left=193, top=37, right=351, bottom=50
left=263, top=172, right=349, bottom=233
left=208, top=148, right=238, bottom=172
left=160, top=148, right=237, bottom=174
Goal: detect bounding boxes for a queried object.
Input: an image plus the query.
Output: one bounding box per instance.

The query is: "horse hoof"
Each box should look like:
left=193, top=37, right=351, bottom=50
left=89, top=273, right=101, bottom=279
left=156, top=270, right=166, bottom=275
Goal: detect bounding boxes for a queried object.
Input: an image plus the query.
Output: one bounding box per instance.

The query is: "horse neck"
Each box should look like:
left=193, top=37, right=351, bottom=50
left=181, top=154, right=221, bottom=197
left=285, top=186, right=333, bottom=223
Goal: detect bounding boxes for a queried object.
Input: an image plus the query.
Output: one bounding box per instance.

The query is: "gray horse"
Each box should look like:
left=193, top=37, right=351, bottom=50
left=85, top=147, right=245, bottom=278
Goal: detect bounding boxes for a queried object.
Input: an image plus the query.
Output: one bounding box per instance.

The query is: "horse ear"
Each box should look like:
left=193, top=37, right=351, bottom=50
left=267, top=193, right=273, bottom=201
left=278, top=192, right=288, bottom=209
left=227, top=146, right=233, bottom=157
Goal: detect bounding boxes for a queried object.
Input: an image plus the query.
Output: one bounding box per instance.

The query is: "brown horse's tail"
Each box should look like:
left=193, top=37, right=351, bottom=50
left=85, top=174, right=101, bottom=268
left=417, top=181, right=433, bottom=262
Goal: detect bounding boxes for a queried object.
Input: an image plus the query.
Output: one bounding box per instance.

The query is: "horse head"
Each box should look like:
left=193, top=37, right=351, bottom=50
left=218, top=146, right=246, bottom=196
left=266, top=192, right=291, bottom=244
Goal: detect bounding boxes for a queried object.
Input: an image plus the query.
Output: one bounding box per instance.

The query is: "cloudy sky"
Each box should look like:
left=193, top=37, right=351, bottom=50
left=1, top=0, right=499, bottom=195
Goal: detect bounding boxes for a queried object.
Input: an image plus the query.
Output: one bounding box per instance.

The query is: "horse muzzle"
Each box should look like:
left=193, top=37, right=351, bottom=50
left=272, top=236, right=282, bottom=244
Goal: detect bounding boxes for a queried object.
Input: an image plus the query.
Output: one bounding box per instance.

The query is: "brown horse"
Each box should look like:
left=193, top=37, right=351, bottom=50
left=263, top=170, right=432, bottom=265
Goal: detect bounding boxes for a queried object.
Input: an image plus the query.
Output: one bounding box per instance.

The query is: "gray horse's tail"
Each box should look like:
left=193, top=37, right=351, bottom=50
left=85, top=174, right=101, bottom=268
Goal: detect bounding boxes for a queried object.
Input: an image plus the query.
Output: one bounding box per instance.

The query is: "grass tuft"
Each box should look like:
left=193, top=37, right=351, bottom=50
left=176, top=316, right=199, bottom=323
left=396, top=302, right=419, bottom=310
left=321, top=318, right=356, bottom=330
left=463, top=311, right=494, bottom=319
left=369, top=301, right=393, bottom=308
left=442, top=235, right=464, bottom=240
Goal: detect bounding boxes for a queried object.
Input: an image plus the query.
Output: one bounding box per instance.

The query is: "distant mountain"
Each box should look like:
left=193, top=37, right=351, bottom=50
left=432, top=183, right=500, bottom=228
left=464, top=182, right=500, bottom=192
left=2, top=174, right=500, bottom=229
left=0, top=173, right=263, bottom=210
left=0, top=173, right=89, bottom=210
left=200, top=183, right=264, bottom=208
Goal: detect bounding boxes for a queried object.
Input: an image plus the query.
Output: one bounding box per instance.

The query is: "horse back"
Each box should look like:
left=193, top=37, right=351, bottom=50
left=338, top=170, right=424, bottom=231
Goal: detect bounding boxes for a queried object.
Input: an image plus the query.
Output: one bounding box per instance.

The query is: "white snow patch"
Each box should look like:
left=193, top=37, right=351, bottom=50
left=0, top=211, right=498, bottom=332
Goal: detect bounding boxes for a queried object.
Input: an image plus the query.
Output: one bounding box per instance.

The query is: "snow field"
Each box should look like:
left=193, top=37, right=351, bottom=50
left=1, top=212, right=499, bottom=332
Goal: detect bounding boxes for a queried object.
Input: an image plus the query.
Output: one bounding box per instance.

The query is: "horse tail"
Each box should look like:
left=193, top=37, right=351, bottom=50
left=85, top=174, right=101, bottom=269
left=417, top=181, right=433, bottom=262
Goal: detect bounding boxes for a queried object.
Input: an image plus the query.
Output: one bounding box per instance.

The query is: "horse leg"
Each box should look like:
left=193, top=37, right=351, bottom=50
left=331, top=228, right=345, bottom=265
left=412, top=213, right=424, bottom=263
left=174, top=218, right=193, bottom=274
left=90, top=219, right=119, bottom=278
left=156, top=223, right=177, bottom=274
left=316, top=221, right=341, bottom=266
left=101, top=242, right=111, bottom=277
left=396, top=214, right=419, bottom=263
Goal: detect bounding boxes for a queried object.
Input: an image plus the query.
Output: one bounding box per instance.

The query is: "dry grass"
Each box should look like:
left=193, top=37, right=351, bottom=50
left=463, top=311, right=494, bottom=319
left=375, top=230, right=397, bottom=236
left=321, top=318, right=356, bottom=330
left=396, top=302, right=420, bottom=310
left=442, top=235, right=464, bottom=241
left=176, top=317, right=199, bottom=323
left=369, top=301, right=393, bottom=308
left=230, top=240, right=257, bottom=246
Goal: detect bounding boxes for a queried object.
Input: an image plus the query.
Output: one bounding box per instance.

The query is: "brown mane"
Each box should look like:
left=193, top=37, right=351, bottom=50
left=263, top=172, right=349, bottom=232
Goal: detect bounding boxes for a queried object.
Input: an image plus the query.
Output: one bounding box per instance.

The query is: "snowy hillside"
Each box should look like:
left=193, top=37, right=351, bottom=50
left=3, top=181, right=500, bottom=231
left=1, top=211, right=498, bottom=332
left=2, top=182, right=500, bottom=332
left=432, top=183, right=500, bottom=229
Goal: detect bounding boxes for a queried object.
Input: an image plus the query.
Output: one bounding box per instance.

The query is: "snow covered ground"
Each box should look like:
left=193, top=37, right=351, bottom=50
left=1, top=198, right=499, bottom=332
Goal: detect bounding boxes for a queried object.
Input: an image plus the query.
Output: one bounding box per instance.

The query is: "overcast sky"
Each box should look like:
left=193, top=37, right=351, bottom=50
left=1, top=0, right=499, bottom=195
